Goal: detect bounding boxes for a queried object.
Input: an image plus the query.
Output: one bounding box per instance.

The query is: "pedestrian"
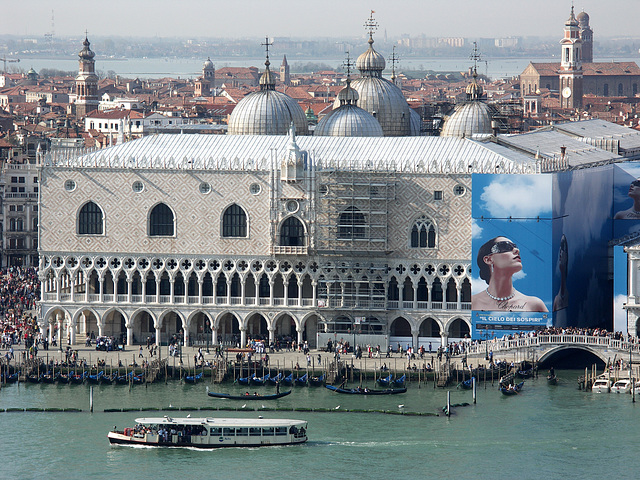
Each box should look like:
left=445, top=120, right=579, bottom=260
left=138, top=345, right=143, bottom=358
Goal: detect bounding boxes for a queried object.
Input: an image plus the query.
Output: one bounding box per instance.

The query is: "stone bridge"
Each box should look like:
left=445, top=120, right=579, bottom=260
left=463, top=335, right=640, bottom=367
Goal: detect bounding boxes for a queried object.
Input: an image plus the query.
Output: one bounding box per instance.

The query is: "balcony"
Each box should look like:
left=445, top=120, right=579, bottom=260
left=271, top=246, right=308, bottom=255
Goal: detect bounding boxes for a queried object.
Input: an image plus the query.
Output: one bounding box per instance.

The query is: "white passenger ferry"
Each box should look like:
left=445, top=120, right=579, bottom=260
left=107, top=416, right=308, bottom=448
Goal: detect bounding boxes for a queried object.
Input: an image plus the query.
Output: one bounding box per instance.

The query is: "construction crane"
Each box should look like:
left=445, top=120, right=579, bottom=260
left=0, top=57, right=20, bottom=74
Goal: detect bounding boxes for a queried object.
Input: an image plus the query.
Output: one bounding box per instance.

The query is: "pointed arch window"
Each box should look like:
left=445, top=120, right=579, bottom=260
left=222, top=204, right=247, bottom=237
left=410, top=216, right=436, bottom=248
left=280, top=216, right=305, bottom=246
left=338, top=206, right=366, bottom=239
left=78, top=201, right=104, bottom=235
left=149, top=203, right=174, bottom=236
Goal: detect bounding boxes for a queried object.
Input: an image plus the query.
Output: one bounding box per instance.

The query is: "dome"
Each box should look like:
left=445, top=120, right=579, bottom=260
left=228, top=53, right=308, bottom=136
left=466, top=78, right=483, bottom=100
left=314, top=104, right=383, bottom=137
left=440, top=102, right=493, bottom=138
left=577, top=10, right=589, bottom=25
left=79, top=37, right=95, bottom=60
left=346, top=76, right=411, bottom=136
left=356, top=37, right=386, bottom=77
left=336, top=82, right=359, bottom=105
left=203, top=57, right=214, bottom=69
left=409, top=108, right=421, bottom=136
left=228, top=90, right=308, bottom=136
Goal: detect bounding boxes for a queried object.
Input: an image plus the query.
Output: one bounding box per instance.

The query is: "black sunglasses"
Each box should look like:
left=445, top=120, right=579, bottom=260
left=632, top=181, right=640, bottom=187
left=490, top=241, right=517, bottom=254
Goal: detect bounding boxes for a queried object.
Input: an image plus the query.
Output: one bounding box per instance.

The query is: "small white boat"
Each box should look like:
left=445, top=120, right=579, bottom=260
left=592, top=378, right=611, bottom=393
left=108, top=416, right=307, bottom=448
left=611, top=379, right=632, bottom=394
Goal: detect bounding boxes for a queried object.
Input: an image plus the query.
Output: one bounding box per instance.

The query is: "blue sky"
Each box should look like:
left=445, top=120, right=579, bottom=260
left=5, top=0, right=640, bottom=39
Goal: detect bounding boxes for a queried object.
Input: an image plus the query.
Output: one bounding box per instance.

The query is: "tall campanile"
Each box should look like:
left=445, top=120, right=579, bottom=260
left=75, top=35, right=99, bottom=118
left=559, top=7, right=583, bottom=109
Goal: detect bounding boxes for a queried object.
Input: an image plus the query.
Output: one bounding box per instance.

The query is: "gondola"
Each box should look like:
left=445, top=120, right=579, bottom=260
left=308, top=374, right=325, bottom=386
left=250, top=373, right=270, bottom=386
left=500, top=381, right=524, bottom=396
left=70, top=372, right=87, bottom=384
left=132, top=374, right=145, bottom=385
left=184, top=372, right=204, bottom=384
left=458, top=377, right=474, bottom=390
left=325, top=385, right=407, bottom=395
left=267, top=373, right=283, bottom=386
left=41, top=371, right=59, bottom=384
left=377, top=374, right=393, bottom=387
left=26, top=373, right=42, bottom=383
left=115, top=372, right=133, bottom=385
left=206, top=388, right=292, bottom=400
left=236, top=376, right=251, bottom=386
left=281, top=373, right=294, bottom=386
left=100, top=372, right=117, bottom=385
left=393, top=374, right=406, bottom=388
left=294, top=373, right=308, bottom=386
left=2, top=372, right=19, bottom=383
left=57, top=371, right=71, bottom=384
left=547, top=374, right=558, bottom=385
left=87, top=371, right=104, bottom=384
left=516, top=369, right=534, bottom=379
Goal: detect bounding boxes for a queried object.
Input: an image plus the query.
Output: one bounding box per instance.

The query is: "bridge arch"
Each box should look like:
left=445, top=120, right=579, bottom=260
left=538, top=345, right=607, bottom=368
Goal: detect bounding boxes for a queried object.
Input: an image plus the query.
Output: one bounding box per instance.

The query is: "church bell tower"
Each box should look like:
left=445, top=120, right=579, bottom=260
left=559, top=7, right=583, bottom=109
left=75, top=35, right=99, bottom=118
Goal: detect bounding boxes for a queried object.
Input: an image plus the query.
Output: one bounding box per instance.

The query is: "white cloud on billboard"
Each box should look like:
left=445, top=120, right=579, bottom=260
left=471, top=219, right=483, bottom=239
left=480, top=175, right=552, bottom=218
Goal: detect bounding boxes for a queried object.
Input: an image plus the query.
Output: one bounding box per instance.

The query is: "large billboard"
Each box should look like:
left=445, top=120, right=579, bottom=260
left=613, top=163, right=640, bottom=238
left=553, top=166, right=613, bottom=329
left=613, top=245, right=628, bottom=333
left=471, top=174, right=553, bottom=339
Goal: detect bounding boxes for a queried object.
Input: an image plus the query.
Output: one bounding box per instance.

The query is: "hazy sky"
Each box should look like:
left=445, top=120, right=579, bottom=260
left=5, top=0, right=640, bottom=39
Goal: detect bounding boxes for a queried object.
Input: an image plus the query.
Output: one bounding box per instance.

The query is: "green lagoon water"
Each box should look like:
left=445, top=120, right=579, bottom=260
left=1, top=371, right=638, bottom=479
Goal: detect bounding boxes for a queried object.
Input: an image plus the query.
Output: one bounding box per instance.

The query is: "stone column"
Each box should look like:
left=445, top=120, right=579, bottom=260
left=183, top=320, right=189, bottom=347
left=413, top=284, right=418, bottom=309
left=312, top=281, right=317, bottom=307
left=127, top=322, right=133, bottom=346
left=226, top=277, right=231, bottom=305
left=99, top=275, right=104, bottom=303
left=211, top=319, right=218, bottom=346
left=241, top=278, right=246, bottom=306
left=69, top=318, right=76, bottom=345
left=269, top=281, right=274, bottom=306
left=70, top=275, right=76, bottom=302
left=141, top=277, right=146, bottom=302
left=296, top=326, right=303, bottom=345
left=198, top=279, right=203, bottom=304
left=170, top=276, right=175, bottom=304
left=440, top=332, right=448, bottom=348
left=127, top=278, right=133, bottom=303
left=255, top=279, right=260, bottom=306
left=155, top=277, right=161, bottom=303
left=240, top=327, right=247, bottom=348
left=212, top=277, right=217, bottom=305
left=411, top=328, right=419, bottom=352
left=268, top=327, right=275, bottom=346
left=155, top=324, right=162, bottom=347
left=298, top=280, right=303, bottom=307
left=284, top=278, right=289, bottom=305
left=56, top=313, right=62, bottom=347
left=457, top=284, right=462, bottom=310
left=398, top=283, right=404, bottom=308
left=55, top=276, right=61, bottom=302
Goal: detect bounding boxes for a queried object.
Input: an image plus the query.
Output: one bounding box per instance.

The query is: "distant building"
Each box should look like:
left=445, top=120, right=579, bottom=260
left=74, top=36, right=99, bottom=118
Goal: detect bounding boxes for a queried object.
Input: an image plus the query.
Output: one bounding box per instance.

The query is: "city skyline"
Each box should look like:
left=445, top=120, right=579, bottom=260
left=4, top=0, right=640, bottom=40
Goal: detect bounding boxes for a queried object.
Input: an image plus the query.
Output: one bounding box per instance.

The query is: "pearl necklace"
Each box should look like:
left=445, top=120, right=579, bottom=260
left=486, top=288, right=515, bottom=302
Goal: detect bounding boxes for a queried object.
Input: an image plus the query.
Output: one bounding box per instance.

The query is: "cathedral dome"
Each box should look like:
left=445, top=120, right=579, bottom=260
left=314, top=104, right=383, bottom=137
left=203, top=57, right=214, bottom=69
left=228, top=89, right=308, bottom=136
left=440, top=101, right=493, bottom=138
left=409, top=108, right=421, bottom=136
left=228, top=51, right=308, bottom=136
left=356, top=37, right=386, bottom=76
left=346, top=76, right=411, bottom=136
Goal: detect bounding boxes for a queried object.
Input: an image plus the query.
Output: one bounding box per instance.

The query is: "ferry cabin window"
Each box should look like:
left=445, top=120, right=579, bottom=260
left=275, top=427, right=287, bottom=436
left=249, top=428, right=261, bottom=436
left=262, top=427, right=274, bottom=436
left=222, top=428, right=235, bottom=436
left=236, top=428, right=248, bottom=436
left=210, top=427, right=222, bottom=436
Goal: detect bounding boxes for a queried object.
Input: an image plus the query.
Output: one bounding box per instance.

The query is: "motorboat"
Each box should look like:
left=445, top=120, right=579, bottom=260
left=108, top=416, right=307, bottom=448
left=611, top=379, right=632, bottom=394
left=591, top=378, right=611, bottom=393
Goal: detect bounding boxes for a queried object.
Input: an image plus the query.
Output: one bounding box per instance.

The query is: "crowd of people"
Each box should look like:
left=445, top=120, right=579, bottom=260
left=0, top=267, right=40, bottom=357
